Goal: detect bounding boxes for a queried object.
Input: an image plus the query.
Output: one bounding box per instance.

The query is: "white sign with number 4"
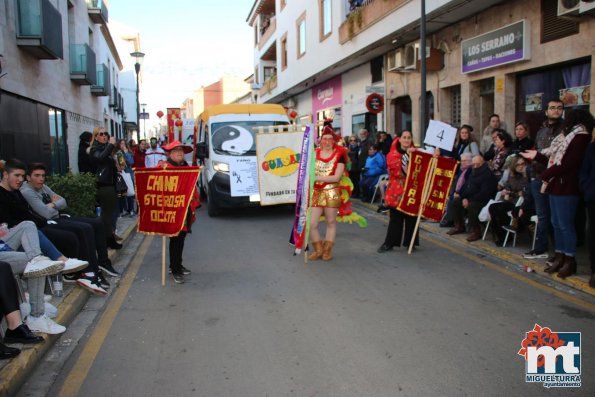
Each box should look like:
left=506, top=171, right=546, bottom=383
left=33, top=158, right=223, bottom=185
left=423, top=120, right=457, bottom=152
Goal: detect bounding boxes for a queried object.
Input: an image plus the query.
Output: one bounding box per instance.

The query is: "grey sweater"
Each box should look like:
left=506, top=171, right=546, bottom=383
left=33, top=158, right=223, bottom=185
left=19, top=182, right=66, bottom=220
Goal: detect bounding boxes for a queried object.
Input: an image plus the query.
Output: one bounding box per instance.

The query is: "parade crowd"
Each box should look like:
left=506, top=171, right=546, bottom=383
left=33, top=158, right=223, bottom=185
left=341, top=104, right=595, bottom=291
left=0, top=125, right=199, bottom=360
left=1, top=104, right=594, bottom=364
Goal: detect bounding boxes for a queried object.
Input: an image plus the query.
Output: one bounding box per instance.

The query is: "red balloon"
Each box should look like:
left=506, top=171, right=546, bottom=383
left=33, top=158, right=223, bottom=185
left=289, top=110, right=298, bottom=119
left=175, top=119, right=183, bottom=127
left=156, top=110, right=164, bottom=118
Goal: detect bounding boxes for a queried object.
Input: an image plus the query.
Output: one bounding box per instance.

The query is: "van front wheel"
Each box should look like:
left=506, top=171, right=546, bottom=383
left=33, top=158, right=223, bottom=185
left=206, top=189, right=219, bottom=217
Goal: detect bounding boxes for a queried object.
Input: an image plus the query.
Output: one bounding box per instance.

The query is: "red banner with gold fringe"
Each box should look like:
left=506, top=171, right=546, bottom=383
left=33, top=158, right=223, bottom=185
left=422, top=156, right=458, bottom=221
left=396, top=151, right=433, bottom=216
left=134, top=167, right=200, bottom=237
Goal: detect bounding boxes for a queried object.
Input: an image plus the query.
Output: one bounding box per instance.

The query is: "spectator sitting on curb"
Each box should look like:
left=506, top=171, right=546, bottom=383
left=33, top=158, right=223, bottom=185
left=20, top=163, right=120, bottom=278
left=0, top=221, right=67, bottom=334
left=0, top=261, right=44, bottom=359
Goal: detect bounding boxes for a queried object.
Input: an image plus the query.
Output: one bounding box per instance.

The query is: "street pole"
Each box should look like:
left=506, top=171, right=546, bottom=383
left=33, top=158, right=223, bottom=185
left=135, top=63, right=140, bottom=144
left=420, top=0, right=427, bottom=141
left=141, top=103, right=147, bottom=141
left=130, top=51, right=145, bottom=144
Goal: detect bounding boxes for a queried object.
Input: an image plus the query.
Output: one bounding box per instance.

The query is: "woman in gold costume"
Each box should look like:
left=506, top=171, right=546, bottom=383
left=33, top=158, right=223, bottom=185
left=308, top=124, right=348, bottom=261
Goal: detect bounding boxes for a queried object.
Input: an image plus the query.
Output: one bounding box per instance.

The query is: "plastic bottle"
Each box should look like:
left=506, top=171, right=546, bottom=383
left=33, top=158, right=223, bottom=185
left=52, top=274, right=64, bottom=297
left=95, top=206, right=102, bottom=217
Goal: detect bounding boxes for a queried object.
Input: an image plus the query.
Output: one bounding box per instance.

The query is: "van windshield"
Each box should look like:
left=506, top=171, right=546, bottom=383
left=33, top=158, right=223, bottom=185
left=211, top=121, right=289, bottom=156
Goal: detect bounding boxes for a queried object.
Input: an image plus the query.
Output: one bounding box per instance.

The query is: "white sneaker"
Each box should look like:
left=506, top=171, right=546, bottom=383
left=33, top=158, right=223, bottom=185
left=23, top=256, right=64, bottom=278
left=62, top=258, right=89, bottom=274
left=25, top=292, right=53, bottom=303
left=44, top=302, right=58, bottom=319
left=26, top=314, right=66, bottom=334
left=76, top=273, right=107, bottom=296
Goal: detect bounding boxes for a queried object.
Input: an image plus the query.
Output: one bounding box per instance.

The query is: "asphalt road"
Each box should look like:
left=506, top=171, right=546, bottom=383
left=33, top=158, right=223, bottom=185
left=44, top=205, right=594, bottom=397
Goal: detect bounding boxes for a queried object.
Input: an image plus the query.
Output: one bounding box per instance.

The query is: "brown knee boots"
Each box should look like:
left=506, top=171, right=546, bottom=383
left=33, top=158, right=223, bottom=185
left=307, top=241, right=323, bottom=260
left=322, top=240, right=334, bottom=261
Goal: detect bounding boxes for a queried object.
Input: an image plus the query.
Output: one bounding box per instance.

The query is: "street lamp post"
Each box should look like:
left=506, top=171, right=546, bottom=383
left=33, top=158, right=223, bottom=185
left=130, top=51, right=145, bottom=144
left=141, top=103, right=147, bottom=140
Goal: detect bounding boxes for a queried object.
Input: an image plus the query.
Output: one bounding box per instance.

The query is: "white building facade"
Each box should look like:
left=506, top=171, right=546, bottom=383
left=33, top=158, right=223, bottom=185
left=248, top=0, right=594, bottom=142
left=0, top=0, right=140, bottom=173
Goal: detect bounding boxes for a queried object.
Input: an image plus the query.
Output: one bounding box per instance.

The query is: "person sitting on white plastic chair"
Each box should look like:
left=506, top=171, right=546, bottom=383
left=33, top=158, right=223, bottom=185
left=375, top=174, right=390, bottom=212
left=487, top=156, right=528, bottom=246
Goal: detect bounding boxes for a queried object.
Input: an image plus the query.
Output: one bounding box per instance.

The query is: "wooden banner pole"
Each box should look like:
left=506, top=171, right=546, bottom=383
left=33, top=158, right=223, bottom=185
left=408, top=156, right=437, bottom=255
left=162, top=236, right=166, bottom=286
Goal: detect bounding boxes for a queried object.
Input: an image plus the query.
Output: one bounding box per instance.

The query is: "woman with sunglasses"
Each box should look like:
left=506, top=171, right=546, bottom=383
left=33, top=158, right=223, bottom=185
left=89, top=127, right=122, bottom=249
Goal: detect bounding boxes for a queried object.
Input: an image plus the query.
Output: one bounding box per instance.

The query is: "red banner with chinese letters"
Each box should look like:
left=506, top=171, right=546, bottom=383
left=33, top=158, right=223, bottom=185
left=396, top=151, right=433, bottom=216
left=422, top=156, right=458, bottom=221
left=167, top=108, right=181, bottom=143
left=134, top=167, right=200, bottom=237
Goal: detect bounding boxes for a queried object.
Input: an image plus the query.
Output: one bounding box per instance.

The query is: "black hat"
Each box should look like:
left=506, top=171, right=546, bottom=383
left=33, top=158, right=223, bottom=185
left=79, top=131, right=92, bottom=142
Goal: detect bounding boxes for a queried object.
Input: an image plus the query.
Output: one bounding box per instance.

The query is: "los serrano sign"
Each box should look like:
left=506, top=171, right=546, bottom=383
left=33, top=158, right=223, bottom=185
left=461, top=20, right=530, bottom=74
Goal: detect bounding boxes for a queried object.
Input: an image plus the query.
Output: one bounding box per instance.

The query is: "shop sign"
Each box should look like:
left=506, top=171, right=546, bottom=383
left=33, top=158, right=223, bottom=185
left=365, top=86, right=385, bottom=94
left=365, top=93, right=384, bottom=114
left=312, top=75, right=342, bottom=113
left=461, top=20, right=530, bottom=74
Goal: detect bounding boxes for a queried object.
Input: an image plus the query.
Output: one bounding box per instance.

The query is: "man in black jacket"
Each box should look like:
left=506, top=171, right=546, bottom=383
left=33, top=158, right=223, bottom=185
left=447, top=155, right=498, bottom=242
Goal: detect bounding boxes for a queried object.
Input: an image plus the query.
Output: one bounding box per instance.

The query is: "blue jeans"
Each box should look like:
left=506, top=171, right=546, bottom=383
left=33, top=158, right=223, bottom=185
left=38, top=231, right=62, bottom=260
left=530, top=179, right=550, bottom=253
left=549, top=195, right=580, bottom=256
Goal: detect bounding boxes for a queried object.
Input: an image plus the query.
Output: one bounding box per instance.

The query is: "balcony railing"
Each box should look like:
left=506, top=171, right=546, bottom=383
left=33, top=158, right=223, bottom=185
left=109, top=86, right=118, bottom=108
left=86, top=0, right=109, bottom=24
left=340, top=0, right=409, bottom=43
left=258, top=16, right=276, bottom=50
left=91, top=64, right=110, bottom=96
left=117, top=93, right=124, bottom=115
left=259, top=75, right=277, bottom=97
left=15, top=0, right=63, bottom=59
left=70, top=44, right=97, bottom=85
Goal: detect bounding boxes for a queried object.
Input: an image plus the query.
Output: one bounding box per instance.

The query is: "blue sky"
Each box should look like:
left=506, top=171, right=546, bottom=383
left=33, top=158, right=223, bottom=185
left=110, top=0, right=254, bottom=125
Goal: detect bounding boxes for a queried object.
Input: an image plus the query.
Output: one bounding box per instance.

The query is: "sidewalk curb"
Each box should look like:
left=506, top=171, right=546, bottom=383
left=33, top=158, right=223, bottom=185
left=0, top=220, right=138, bottom=397
left=356, top=201, right=595, bottom=299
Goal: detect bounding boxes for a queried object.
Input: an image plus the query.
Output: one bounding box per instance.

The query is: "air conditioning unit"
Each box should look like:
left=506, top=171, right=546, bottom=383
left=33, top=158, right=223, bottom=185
left=387, top=49, right=404, bottom=72
left=416, top=45, right=431, bottom=60
left=403, top=43, right=417, bottom=70
left=558, top=0, right=580, bottom=16
left=580, top=0, right=595, bottom=14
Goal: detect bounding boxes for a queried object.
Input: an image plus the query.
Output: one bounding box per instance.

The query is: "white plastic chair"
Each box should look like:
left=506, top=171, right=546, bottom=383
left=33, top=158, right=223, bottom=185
left=501, top=196, right=525, bottom=247
left=481, top=191, right=503, bottom=241
left=371, top=174, right=389, bottom=203
left=530, top=215, right=538, bottom=251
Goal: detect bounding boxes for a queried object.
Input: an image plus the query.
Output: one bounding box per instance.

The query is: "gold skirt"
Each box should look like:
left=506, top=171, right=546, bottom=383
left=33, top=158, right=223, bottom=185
left=312, top=184, right=341, bottom=208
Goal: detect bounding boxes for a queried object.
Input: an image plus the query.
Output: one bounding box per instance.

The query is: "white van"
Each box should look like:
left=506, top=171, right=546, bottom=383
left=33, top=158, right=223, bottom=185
left=195, top=104, right=290, bottom=216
